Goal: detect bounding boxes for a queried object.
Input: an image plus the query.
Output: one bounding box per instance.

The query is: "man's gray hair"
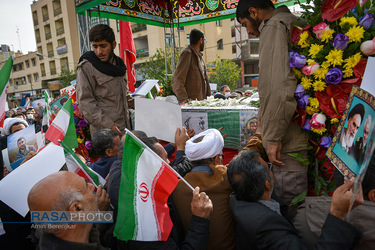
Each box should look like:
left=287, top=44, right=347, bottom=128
left=39, top=189, right=84, bottom=235
left=365, top=115, right=372, bottom=127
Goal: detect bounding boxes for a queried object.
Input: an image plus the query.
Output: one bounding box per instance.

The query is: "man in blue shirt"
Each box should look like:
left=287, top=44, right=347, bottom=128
left=90, top=129, right=120, bottom=178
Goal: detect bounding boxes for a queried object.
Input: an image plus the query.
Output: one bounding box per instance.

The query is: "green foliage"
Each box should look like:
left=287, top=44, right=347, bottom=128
left=250, top=100, right=260, bottom=107
left=288, top=152, right=310, bottom=166
left=290, top=191, right=307, bottom=206
left=58, top=68, right=76, bottom=88
left=208, top=55, right=241, bottom=90
left=138, top=48, right=179, bottom=97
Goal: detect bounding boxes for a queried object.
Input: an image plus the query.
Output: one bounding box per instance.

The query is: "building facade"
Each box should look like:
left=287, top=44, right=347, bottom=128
left=31, top=0, right=80, bottom=97
left=1, top=52, right=45, bottom=108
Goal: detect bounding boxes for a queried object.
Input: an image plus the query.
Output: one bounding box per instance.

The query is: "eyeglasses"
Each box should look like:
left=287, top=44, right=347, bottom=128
left=267, top=162, right=273, bottom=172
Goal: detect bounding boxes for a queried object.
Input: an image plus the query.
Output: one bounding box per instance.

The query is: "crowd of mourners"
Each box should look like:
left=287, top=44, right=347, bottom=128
left=0, top=111, right=373, bottom=249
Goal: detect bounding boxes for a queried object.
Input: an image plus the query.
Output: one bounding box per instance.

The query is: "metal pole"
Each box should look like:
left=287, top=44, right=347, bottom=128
left=170, top=18, right=175, bottom=72
left=85, top=10, right=90, bottom=50
left=97, top=5, right=101, bottom=23
left=163, top=21, right=168, bottom=85
left=177, top=2, right=181, bottom=55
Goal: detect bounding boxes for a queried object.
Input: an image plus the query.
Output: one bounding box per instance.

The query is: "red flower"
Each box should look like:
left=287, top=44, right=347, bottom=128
left=293, top=109, right=307, bottom=127
left=322, top=158, right=335, bottom=179
left=331, top=124, right=338, bottom=134
left=316, top=84, right=349, bottom=119
left=292, top=25, right=311, bottom=45
left=309, top=139, right=328, bottom=160
left=341, top=58, right=368, bottom=87
left=321, top=0, right=357, bottom=22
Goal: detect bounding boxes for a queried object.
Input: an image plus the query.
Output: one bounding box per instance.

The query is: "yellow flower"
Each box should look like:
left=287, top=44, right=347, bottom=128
left=321, top=29, right=334, bottom=43
left=306, top=106, right=320, bottom=115
left=293, top=68, right=303, bottom=79
left=311, top=127, right=327, bottom=135
left=330, top=118, right=339, bottom=124
left=77, top=138, right=84, bottom=144
left=307, top=59, right=316, bottom=65
left=309, top=44, right=324, bottom=59
left=314, top=68, right=329, bottom=80
left=345, top=26, right=365, bottom=43
left=298, top=31, right=310, bottom=48
left=309, top=98, right=319, bottom=108
left=301, top=76, right=313, bottom=90
left=313, top=80, right=327, bottom=92
left=339, top=17, right=358, bottom=27
left=325, top=49, right=343, bottom=67
left=343, top=68, right=353, bottom=78
left=321, top=61, right=330, bottom=69
left=344, top=52, right=362, bottom=69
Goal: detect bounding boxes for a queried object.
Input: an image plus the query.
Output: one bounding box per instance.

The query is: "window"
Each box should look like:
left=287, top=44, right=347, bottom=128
left=116, top=20, right=119, bottom=32
left=165, top=33, right=172, bottom=47
left=217, top=39, right=223, bottom=50
left=186, top=34, right=190, bottom=45
left=25, top=60, right=30, bottom=68
left=91, top=17, right=109, bottom=26
left=28, top=75, right=32, bottom=83
left=232, top=45, right=236, bottom=54
left=31, top=58, right=36, bottom=66
left=34, top=73, right=39, bottom=82
left=231, top=28, right=235, bottom=38
left=177, top=26, right=184, bottom=31
left=216, top=20, right=222, bottom=26
left=9, top=79, right=12, bottom=86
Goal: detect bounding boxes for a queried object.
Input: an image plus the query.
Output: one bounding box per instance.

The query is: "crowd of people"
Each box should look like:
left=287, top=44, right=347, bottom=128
left=0, top=0, right=374, bottom=248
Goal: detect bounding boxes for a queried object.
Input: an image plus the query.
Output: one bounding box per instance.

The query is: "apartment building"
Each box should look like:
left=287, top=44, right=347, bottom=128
left=1, top=52, right=44, bottom=108
left=31, top=0, right=80, bottom=97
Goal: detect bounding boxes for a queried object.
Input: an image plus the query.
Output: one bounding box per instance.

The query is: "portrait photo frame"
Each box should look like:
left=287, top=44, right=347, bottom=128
left=327, top=86, right=375, bottom=180
left=49, top=93, right=69, bottom=115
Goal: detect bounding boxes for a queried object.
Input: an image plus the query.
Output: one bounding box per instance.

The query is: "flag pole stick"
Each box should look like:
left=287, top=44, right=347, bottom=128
left=125, top=129, right=194, bottom=191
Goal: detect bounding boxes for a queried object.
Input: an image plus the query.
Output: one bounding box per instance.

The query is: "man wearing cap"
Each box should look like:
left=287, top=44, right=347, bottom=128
left=172, top=129, right=234, bottom=250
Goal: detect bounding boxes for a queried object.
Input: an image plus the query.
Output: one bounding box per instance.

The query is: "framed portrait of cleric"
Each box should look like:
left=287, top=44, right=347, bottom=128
left=7, top=125, right=38, bottom=170
left=49, top=93, right=69, bottom=115
left=327, top=86, right=375, bottom=180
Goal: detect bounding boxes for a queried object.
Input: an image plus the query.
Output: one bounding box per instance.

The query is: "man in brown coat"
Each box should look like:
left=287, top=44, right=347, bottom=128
left=236, top=0, right=308, bottom=209
left=173, top=129, right=234, bottom=250
left=76, top=24, right=133, bottom=136
left=172, top=29, right=211, bottom=103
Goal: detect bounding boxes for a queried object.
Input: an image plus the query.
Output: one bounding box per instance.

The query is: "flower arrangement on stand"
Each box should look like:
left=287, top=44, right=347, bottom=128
left=290, top=0, right=375, bottom=201
left=72, top=101, right=99, bottom=163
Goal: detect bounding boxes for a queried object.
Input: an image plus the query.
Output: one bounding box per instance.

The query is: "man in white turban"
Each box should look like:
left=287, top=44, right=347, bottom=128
left=3, top=118, right=29, bottom=136
left=173, top=128, right=235, bottom=250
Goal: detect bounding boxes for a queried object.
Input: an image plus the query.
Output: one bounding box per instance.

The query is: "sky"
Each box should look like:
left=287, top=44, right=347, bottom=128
left=0, top=0, right=37, bottom=53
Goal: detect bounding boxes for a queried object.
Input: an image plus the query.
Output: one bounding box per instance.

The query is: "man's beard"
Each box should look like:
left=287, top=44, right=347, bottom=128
left=19, top=145, right=26, bottom=151
left=344, top=129, right=355, bottom=148
left=105, top=49, right=115, bottom=63
left=200, top=42, right=204, bottom=51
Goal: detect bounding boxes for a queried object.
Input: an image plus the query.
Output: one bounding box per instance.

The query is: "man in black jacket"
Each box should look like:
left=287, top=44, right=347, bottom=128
left=227, top=150, right=363, bottom=249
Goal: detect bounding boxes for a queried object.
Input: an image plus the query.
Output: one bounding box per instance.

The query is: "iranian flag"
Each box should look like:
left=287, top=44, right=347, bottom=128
left=45, top=98, right=78, bottom=149
left=114, top=130, right=179, bottom=241
left=42, top=91, right=52, bottom=129
left=0, top=56, right=13, bottom=127
left=60, top=140, right=105, bottom=187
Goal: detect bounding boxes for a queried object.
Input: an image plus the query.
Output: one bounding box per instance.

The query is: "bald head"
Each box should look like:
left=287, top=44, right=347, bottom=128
left=28, top=171, right=96, bottom=212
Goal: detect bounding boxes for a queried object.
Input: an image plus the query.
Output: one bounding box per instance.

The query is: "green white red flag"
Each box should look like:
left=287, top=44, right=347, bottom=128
left=0, top=57, right=13, bottom=127
left=60, top=140, right=105, bottom=187
left=42, top=90, right=52, bottom=129
left=114, top=130, right=179, bottom=241
left=45, top=98, right=78, bottom=149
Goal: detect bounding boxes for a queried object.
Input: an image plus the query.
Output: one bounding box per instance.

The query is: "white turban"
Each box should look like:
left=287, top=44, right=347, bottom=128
left=185, top=129, right=224, bottom=161
left=3, top=118, right=29, bottom=136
